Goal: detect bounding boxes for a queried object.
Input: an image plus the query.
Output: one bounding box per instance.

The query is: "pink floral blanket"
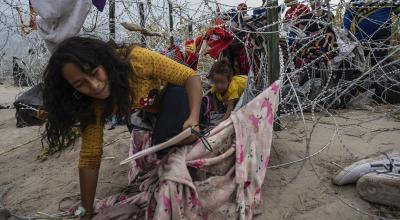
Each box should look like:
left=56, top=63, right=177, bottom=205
left=74, top=81, right=280, bottom=219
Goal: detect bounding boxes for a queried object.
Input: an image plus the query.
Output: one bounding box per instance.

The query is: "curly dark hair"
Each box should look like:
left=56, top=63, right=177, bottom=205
left=42, top=36, right=132, bottom=148
left=208, top=59, right=234, bottom=80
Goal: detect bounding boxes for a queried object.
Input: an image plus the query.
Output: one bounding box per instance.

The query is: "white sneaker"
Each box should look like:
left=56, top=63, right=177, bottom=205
left=356, top=172, right=400, bottom=209
left=332, top=152, right=400, bottom=185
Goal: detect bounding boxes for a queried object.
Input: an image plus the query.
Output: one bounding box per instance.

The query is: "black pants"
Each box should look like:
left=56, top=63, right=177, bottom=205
left=151, top=84, right=207, bottom=158
left=152, top=85, right=190, bottom=144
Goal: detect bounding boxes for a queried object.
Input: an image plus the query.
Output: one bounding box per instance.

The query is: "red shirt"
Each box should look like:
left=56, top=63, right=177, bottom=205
left=284, top=4, right=310, bottom=21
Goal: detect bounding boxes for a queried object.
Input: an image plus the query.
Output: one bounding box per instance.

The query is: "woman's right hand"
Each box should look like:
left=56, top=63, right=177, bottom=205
left=79, top=168, right=100, bottom=220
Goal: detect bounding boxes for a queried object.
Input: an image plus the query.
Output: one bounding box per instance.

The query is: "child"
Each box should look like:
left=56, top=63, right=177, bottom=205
left=209, top=60, right=247, bottom=120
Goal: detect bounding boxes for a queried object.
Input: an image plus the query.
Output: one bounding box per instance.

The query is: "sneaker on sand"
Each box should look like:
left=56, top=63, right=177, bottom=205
left=332, top=152, right=400, bottom=185
left=356, top=172, right=400, bottom=209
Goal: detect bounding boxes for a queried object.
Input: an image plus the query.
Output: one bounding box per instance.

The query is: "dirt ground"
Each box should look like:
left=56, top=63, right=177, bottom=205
left=1, top=84, right=400, bottom=219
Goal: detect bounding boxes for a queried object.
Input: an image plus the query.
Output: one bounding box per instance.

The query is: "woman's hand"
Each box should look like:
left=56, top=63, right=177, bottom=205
left=182, top=114, right=199, bottom=130
left=181, top=115, right=200, bottom=144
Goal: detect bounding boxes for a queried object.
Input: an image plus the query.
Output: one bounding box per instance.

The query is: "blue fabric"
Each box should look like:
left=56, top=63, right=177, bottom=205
left=343, top=2, right=396, bottom=41
left=228, top=9, right=245, bottom=27
left=92, top=0, right=106, bottom=12
left=252, top=7, right=267, bottom=19
left=288, top=31, right=297, bottom=45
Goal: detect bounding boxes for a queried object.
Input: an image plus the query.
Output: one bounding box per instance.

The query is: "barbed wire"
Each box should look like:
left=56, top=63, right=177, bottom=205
left=0, top=0, right=399, bottom=218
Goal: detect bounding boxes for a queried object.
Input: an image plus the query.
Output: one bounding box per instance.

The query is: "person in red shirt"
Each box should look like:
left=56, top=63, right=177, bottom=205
left=283, top=0, right=310, bottom=45
left=283, top=0, right=310, bottom=22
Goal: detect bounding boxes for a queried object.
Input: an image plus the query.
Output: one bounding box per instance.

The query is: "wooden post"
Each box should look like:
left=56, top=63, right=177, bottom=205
left=266, top=0, right=280, bottom=130
left=168, top=1, right=174, bottom=46
left=109, top=0, right=115, bottom=41
left=139, top=1, right=146, bottom=46
left=188, top=20, right=193, bottom=39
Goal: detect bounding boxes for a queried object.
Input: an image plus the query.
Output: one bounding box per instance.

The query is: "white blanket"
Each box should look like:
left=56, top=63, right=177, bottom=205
left=30, top=0, right=91, bottom=53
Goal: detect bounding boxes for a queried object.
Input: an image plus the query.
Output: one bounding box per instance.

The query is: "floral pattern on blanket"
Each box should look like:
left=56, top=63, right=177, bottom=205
left=232, top=81, right=279, bottom=219
left=70, top=81, right=280, bottom=220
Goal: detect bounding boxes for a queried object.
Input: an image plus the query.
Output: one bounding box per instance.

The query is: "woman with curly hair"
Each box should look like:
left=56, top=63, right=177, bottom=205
left=42, top=36, right=202, bottom=219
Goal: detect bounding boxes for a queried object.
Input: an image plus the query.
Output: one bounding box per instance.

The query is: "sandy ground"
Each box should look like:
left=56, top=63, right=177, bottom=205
left=1, top=83, right=400, bottom=220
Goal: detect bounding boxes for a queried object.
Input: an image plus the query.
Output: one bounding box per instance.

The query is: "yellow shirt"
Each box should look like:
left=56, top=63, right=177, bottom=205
left=79, top=47, right=197, bottom=168
left=211, top=75, right=247, bottom=103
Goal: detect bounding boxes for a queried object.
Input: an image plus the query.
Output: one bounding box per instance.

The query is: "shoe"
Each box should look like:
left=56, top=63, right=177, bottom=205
left=356, top=172, right=400, bottom=209
left=333, top=152, right=400, bottom=185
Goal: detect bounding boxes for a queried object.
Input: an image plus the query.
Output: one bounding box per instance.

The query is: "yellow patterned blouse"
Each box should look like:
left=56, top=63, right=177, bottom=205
left=79, top=47, right=197, bottom=168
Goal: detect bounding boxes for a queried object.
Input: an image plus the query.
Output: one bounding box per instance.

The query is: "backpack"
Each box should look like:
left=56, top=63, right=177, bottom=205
left=13, top=83, right=45, bottom=128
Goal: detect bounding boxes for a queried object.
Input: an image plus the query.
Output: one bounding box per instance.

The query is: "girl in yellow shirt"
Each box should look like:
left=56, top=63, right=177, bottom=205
left=42, top=37, right=202, bottom=219
left=209, top=60, right=247, bottom=120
